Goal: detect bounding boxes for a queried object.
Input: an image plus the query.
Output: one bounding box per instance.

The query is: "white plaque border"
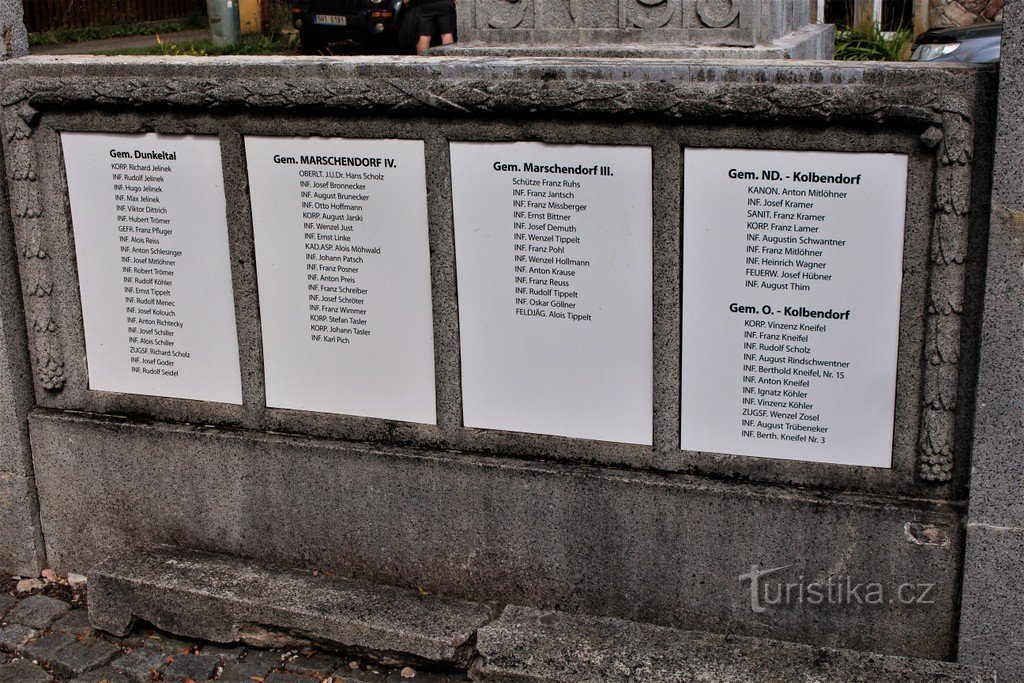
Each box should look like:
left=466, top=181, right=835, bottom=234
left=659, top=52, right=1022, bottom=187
left=670, top=139, right=936, bottom=487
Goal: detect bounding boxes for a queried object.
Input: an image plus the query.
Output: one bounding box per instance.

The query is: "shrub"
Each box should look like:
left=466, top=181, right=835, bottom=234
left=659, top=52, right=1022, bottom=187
left=834, top=24, right=913, bottom=61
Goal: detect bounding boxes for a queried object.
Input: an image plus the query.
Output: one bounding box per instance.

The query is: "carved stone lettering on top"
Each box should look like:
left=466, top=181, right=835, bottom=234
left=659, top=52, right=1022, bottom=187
left=614, top=0, right=679, bottom=28
left=696, top=0, right=740, bottom=27
left=621, top=0, right=679, bottom=28
left=477, top=0, right=533, bottom=29
left=551, top=0, right=618, bottom=28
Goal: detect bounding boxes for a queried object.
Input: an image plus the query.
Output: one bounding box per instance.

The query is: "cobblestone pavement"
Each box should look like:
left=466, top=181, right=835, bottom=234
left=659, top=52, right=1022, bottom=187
left=0, top=574, right=469, bottom=682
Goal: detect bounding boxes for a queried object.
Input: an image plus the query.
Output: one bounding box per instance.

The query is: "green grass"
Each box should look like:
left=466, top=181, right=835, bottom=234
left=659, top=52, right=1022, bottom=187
left=91, top=33, right=295, bottom=56
left=834, top=24, right=913, bottom=61
left=29, top=17, right=205, bottom=46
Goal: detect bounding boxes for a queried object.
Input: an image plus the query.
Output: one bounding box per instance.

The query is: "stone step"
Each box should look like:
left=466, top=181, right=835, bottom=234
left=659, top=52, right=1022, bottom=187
left=87, top=547, right=996, bottom=681
left=87, top=546, right=491, bottom=667
left=471, top=606, right=997, bottom=682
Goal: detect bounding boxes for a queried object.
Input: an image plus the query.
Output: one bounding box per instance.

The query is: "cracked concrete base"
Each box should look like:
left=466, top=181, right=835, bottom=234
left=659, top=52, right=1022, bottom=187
left=88, top=546, right=995, bottom=682
left=471, top=606, right=995, bottom=682
left=87, top=546, right=491, bottom=667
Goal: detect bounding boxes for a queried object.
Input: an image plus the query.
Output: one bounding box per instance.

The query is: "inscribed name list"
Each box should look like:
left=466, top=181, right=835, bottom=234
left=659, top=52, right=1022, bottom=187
left=246, top=137, right=436, bottom=424
left=451, top=142, right=653, bottom=444
left=680, top=148, right=908, bottom=467
left=62, top=132, right=242, bottom=403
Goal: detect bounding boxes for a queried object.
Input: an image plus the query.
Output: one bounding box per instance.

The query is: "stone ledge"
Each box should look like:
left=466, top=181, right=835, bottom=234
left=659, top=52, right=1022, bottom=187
left=87, top=546, right=492, bottom=667
left=436, top=24, right=835, bottom=60
left=472, top=605, right=996, bottom=682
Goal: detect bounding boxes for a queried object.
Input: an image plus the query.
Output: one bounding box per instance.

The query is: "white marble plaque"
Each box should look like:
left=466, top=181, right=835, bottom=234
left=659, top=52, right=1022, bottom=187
left=246, top=137, right=436, bottom=424
left=451, top=142, right=653, bottom=444
left=62, top=132, right=242, bottom=404
left=680, top=148, right=908, bottom=467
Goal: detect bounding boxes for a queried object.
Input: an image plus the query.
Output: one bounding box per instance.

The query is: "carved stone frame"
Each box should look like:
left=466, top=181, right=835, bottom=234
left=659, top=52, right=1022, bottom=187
left=0, top=71, right=976, bottom=491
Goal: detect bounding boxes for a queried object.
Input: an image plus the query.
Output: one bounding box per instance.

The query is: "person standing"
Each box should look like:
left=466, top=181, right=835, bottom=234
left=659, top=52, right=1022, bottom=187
left=404, top=0, right=456, bottom=54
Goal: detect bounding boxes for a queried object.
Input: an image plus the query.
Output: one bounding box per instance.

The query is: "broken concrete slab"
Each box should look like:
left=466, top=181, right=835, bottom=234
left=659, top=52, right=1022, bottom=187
left=87, top=546, right=491, bottom=667
left=472, top=606, right=996, bottom=682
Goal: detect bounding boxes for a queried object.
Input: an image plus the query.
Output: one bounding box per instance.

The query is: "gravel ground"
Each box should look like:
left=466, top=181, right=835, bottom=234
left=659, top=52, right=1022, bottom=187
left=0, top=572, right=468, bottom=683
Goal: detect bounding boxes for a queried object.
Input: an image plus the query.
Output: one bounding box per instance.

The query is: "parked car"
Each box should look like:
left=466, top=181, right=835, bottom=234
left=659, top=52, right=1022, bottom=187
left=910, top=21, right=1001, bottom=63
left=290, top=0, right=406, bottom=53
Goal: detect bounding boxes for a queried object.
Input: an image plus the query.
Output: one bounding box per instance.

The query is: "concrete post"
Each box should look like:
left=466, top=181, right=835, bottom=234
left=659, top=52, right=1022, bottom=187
left=958, top=1, right=1024, bottom=679
left=0, top=148, right=45, bottom=574
left=0, top=0, right=44, bottom=575
left=0, top=0, right=27, bottom=59
left=854, top=0, right=875, bottom=29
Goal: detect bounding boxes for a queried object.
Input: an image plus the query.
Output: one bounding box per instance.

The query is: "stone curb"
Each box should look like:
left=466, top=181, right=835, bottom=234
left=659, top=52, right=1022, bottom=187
left=88, top=547, right=998, bottom=681
left=471, top=605, right=997, bottom=682
left=88, top=546, right=491, bottom=667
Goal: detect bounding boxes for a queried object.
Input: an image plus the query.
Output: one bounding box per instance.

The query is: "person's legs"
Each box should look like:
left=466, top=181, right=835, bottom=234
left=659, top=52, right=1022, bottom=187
left=438, top=5, right=456, bottom=45
left=415, top=8, right=438, bottom=54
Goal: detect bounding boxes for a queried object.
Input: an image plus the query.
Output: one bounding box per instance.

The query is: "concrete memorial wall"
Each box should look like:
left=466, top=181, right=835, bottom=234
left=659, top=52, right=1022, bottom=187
left=0, top=39, right=1017, bottom=675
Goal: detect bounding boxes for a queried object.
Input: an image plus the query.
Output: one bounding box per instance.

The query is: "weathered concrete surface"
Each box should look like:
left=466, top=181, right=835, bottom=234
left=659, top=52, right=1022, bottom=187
left=473, top=605, right=995, bottom=682
left=33, top=410, right=962, bottom=661
left=0, top=0, right=27, bottom=59
left=0, top=56, right=997, bottom=501
left=0, top=138, right=44, bottom=575
left=959, top=0, right=1024, bottom=679
left=88, top=545, right=491, bottom=666
left=0, top=54, right=998, bottom=668
left=438, top=23, right=833, bottom=59
left=455, top=0, right=826, bottom=54
left=440, top=24, right=835, bottom=59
